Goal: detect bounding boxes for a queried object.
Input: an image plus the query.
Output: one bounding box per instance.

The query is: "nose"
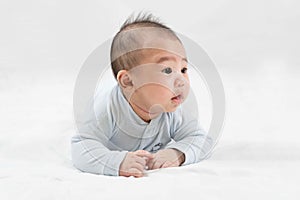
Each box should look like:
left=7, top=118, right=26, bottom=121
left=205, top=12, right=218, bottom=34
left=174, top=76, right=185, bottom=88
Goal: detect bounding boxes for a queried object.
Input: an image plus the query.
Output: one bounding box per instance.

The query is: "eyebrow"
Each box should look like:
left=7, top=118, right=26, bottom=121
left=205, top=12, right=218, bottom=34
left=156, top=56, right=188, bottom=64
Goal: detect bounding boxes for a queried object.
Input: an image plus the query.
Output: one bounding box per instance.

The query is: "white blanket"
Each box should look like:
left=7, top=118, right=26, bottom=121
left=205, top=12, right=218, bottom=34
left=1, top=66, right=299, bottom=200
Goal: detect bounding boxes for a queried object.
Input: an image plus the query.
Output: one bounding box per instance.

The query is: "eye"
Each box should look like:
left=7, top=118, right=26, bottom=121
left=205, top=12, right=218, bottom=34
left=162, top=67, right=173, bottom=74
left=181, top=67, right=188, bottom=74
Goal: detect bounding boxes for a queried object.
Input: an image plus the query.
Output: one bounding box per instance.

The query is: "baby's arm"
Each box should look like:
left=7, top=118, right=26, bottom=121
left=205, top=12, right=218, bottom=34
left=72, top=132, right=153, bottom=177
left=71, top=98, right=154, bottom=177
left=148, top=110, right=213, bottom=170
left=71, top=96, right=128, bottom=176
left=165, top=117, right=213, bottom=166
left=71, top=132, right=128, bottom=176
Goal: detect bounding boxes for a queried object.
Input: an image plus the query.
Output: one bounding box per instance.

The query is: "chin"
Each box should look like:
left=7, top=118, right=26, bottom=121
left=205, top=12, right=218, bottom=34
left=166, top=107, right=178, bottom=113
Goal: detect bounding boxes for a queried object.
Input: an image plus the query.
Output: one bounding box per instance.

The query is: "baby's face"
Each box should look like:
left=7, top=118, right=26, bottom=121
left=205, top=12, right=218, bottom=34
left=128, top=47, right=190, bottom=121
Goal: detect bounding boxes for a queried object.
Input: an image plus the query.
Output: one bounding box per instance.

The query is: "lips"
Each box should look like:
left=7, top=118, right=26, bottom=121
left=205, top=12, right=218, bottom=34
left=171, top=94, right=183, bottom=104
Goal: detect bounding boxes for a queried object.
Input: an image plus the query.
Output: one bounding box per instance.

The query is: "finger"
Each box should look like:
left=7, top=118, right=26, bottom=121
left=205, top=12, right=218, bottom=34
left=132, top=162, right=145, bottom=172
left=135, top=156, right=147, bottom=167
left=161, top=161, right=172, bottom=168
left=147, top=157, right=156, bottom=170
left=171, top=161, right=180, bottom=167
left=134, top=150, right=154, bottom=159
left=152, top=159, right=164, bottom=170
left=128, top=168, right=144, bottom=178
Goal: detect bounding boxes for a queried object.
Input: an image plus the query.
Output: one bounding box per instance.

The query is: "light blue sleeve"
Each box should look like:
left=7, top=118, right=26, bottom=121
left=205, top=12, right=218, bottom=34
left=164, top=107, right=213, bottom=165
left=71, top=92, right=128, bottom=176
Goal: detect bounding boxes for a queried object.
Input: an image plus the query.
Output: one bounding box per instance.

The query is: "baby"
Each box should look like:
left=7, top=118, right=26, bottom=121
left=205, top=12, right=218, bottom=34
left=71, top=13, right=212, bottom=178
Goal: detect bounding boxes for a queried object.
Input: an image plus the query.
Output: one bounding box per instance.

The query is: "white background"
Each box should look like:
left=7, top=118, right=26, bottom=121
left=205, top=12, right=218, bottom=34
left=1, top=0, right=300, bottom=199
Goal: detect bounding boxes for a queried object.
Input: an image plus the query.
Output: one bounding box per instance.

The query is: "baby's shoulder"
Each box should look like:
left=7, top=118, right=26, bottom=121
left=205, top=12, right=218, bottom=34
left=93, top=85, right=118, bottom=118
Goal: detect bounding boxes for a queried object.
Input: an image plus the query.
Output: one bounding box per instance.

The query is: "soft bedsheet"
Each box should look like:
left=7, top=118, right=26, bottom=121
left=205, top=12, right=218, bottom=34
left=1, top=67, right=299, bottom=200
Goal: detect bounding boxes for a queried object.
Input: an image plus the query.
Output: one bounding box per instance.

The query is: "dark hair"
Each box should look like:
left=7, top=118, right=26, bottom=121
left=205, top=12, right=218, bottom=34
left=110, top=12, right=180, bottom=79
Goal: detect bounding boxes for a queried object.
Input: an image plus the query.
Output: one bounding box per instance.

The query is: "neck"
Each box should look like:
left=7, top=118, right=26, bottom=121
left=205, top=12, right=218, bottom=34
left=130, top=101, right=160, bottom=123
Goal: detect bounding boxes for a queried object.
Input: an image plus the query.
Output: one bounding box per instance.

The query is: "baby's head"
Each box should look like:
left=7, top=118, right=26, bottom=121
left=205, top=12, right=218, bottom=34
left=110, top=13, right=190, bottom=122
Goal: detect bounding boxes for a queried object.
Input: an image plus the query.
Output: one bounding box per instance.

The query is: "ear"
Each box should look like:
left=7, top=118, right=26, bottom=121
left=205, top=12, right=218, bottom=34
left=117, top=70, right=133, bottom=88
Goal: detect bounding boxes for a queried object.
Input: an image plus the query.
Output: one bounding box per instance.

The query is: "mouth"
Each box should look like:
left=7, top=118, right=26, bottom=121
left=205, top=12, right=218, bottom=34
left=171, top=94, right=183, bottom=105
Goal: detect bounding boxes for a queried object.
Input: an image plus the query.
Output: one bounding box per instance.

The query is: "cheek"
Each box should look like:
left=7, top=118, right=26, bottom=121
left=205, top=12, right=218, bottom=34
left=142, top=84, right=173, bottom=102
left=181, top=74, right=190, bottom=91
left=185, top=74, right=190, bottom=82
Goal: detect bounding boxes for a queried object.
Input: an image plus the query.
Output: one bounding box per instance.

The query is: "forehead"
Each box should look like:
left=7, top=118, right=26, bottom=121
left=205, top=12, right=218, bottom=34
left=141, top=46, right=187, bottom=64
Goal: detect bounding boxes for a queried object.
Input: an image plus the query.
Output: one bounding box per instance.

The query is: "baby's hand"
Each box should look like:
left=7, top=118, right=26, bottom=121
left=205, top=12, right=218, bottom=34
left=119, top=150, right=153, bottom=178
left=147, top=148, right=185, bottom=170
